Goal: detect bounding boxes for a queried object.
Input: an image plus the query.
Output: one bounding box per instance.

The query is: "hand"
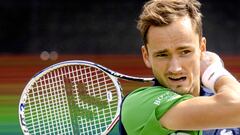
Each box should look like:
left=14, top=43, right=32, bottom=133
left=200, top=51, right=233, bottom=92
left=200, top=51, right=223, bottom=77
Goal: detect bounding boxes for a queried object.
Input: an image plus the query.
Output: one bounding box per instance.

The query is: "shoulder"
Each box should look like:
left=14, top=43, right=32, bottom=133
left=122, top=86, right=173, bottom=108
left=123, top=86, right=189, bottom=107
left=126, top=86, right=172, bottom=99
left=121, top=86, right=194, bottom=134
left=121, top=86, right=176, bottom=120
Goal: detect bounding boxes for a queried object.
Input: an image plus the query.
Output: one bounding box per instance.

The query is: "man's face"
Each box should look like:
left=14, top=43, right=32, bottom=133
left=142, top=16, right=206, bottom=96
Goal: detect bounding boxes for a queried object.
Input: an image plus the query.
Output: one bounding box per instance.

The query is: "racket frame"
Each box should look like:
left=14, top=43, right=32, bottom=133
left=19, top=60, right=154, bottom=135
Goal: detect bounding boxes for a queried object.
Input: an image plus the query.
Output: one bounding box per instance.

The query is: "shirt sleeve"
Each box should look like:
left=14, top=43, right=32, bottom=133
left=121, top=86, right=195, bottom=135
left=141, top=91, right=194, bottom=135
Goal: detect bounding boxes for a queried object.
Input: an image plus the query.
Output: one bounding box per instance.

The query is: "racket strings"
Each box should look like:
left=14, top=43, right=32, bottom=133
left=25, top=69, right=73, bottom=135
left=24, top=64, right=119, bottom=135
left=73, top=66, right=118, bottom=134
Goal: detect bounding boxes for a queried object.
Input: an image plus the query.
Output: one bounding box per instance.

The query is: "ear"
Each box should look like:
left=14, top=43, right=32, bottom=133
left=200, top=37, right=206, bottom=59
left=141, top=45, right=152, bottom=68
left=200, top=37, right=206, bottom=52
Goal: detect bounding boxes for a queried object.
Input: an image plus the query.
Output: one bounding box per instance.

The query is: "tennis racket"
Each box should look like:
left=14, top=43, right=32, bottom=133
left=19, top=60, right=154, bottom=135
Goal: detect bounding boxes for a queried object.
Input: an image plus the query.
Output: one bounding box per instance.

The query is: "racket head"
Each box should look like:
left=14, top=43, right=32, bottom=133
left=19, top=60, right=123, bottom=135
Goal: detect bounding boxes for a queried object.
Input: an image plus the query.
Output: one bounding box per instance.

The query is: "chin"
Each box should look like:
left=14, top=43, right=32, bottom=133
left=170, top=86, right=192, bottom=95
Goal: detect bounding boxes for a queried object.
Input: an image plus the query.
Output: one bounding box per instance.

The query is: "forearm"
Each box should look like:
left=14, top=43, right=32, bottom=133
left=215, top=75, right=240, bottom=94
left=161, top=76, right=240, bottom=130
left=212, top=77, right=240, bottom=128
left=161, top=92, right=240, bottom=130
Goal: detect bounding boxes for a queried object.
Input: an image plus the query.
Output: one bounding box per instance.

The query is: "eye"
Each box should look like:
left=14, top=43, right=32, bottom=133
left=181, top=50, right=191, bottom=55
left=156, top=53, right=168, bottom=57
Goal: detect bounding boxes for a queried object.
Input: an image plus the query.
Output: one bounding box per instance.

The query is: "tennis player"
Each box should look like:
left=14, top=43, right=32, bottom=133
left=119, top=0, right=240, bottom=134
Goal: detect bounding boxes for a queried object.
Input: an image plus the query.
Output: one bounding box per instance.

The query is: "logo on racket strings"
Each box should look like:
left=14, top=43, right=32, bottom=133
left=65, top=78, right=113, bottom=120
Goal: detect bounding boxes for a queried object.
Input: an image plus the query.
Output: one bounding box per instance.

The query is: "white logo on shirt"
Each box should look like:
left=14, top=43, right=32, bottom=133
left=153, top=92, right=181, bottom=105
left=170, top=133, right=190, bottom=135
left=220, top=129, right=233, bottom=135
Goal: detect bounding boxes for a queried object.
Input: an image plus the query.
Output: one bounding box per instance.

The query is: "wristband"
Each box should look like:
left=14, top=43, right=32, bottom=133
left=201, top=61, right=236, bottom=93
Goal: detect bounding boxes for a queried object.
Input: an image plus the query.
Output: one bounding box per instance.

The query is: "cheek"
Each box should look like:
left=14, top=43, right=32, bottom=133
left=191, top=62, right=200, bottom=79
left=188, top=57, right=201, bottom=79
left=152, top=59, right=165, bottom=71
left=151, top=60, right=167, bottom=78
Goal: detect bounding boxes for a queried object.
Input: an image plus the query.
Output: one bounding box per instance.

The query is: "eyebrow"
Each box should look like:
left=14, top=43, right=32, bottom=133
left=176, top=46, right=193, bottom=50
left=153, top=49, right=168, bottom=55
left=153, top=46, right=193, bottom=54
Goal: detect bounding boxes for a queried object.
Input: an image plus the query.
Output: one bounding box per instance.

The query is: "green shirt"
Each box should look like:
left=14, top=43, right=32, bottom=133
left=121, top=86, right=202, bottom=135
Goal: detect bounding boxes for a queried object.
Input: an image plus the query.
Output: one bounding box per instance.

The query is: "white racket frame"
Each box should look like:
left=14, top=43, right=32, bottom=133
left=19, top=60, right=154, bottom=135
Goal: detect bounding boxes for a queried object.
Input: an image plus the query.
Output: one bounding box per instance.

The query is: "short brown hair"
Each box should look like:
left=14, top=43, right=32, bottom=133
left=137, top=0, right=202, bottom=44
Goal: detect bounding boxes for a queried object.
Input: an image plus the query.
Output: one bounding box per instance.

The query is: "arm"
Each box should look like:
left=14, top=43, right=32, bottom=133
left=160, top=52, right=240, bottom=130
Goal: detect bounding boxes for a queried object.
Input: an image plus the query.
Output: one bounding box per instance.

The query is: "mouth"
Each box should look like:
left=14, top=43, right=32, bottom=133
left=168, top=76, right=187, bottom=82
left=166, top=75, right=192, bottom=95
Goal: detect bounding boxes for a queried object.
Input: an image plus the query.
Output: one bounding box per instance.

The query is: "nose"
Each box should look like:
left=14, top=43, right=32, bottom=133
left=168, top=57, right=182, bottom=74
